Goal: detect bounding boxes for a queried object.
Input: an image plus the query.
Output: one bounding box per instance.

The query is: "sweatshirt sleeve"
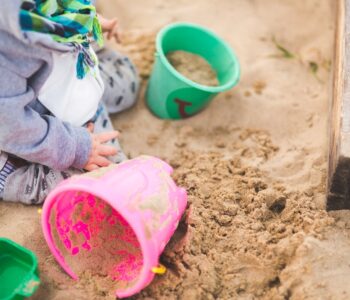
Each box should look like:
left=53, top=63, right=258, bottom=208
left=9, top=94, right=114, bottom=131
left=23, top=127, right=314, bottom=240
left=0, top=64, right=92, bottom=170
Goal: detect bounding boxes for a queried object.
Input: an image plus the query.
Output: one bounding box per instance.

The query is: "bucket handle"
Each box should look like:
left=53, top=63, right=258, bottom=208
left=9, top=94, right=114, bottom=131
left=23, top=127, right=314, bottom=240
left=151, top=264, right=167, bottom=275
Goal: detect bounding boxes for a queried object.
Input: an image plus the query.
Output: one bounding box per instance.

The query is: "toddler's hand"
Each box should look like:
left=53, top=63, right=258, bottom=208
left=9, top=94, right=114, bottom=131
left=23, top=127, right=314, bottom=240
left=84, top=123, right=119, bottom=171
left=98, top=14, right=121, bottom=43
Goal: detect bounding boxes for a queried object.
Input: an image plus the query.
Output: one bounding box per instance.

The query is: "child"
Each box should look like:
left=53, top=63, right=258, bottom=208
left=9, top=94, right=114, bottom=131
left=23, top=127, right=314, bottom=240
left=0, top=0, right=139, bottom=204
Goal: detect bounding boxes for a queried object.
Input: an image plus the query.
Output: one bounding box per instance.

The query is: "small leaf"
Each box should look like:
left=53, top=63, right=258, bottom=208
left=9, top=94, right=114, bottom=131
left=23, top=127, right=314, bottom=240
left=309, top=61, right=318, bottom=74
left=309, top=61, right=322, bottom=83
left=272, top=37, right=294, bottom=59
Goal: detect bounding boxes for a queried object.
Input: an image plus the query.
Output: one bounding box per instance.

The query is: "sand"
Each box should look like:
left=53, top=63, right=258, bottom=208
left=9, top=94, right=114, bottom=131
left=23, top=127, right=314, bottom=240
left=49, top=195, right=142, bottom=294
left=166, top=51, right=219, bottom=86
left=0, top=0, right=346, bottom=299
left=128, top=151, right=333, bottom=299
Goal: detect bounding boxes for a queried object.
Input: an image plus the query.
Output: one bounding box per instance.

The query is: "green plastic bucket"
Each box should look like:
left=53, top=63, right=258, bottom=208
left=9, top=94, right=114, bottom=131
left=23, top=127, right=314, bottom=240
left=146, top=22, right=240, bottom=119
left=0, top=238, right=40, bottom=300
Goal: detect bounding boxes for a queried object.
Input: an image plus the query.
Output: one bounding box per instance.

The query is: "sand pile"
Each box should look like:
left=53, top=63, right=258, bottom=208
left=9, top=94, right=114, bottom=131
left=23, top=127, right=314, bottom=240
left=130, top=150, right=333, bottom=299
left=166, top=51, right=219, bottom=86
left=119, top=30, right=156, bottom=79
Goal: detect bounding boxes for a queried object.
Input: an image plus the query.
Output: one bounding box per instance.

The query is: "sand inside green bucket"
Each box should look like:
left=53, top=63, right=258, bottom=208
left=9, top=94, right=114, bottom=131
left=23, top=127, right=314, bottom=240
left=166, top=50, right=219, bottom=86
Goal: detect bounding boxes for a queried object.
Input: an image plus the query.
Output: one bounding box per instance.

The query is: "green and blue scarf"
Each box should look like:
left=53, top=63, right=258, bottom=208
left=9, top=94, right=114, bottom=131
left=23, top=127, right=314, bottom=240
left=20, top=0, right=104, bottom=79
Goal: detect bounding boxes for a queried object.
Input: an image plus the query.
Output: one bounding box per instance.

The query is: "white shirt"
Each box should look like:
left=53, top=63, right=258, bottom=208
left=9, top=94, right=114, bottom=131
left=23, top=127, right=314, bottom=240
left=38, top=50, right=104, bottom=127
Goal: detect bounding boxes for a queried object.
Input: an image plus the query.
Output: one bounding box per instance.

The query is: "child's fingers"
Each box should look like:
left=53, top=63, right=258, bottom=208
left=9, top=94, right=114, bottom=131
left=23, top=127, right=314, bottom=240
left=107, top=18, right=118, bottom=29
left=115, top=35, right=121, bottom=44
left=86, top=122, right=95, bottom=133
left=113, top=24, right=122, bottom=43
left=97, top=131, right=120, bottom=143
left=106, top=21, right=120, bottom=42
left=95, top=155, right=112, bottom=167
left=107, top=30, right=112, bottom=40
left=84, top=163, right=99, bottom=171
left=107, top=28, right=116, bottom=41
left=104, top=19, right=116, bottom=38
left=112, top=29, right=122, bottom=43
left=98, top=144, right=118, bottom=156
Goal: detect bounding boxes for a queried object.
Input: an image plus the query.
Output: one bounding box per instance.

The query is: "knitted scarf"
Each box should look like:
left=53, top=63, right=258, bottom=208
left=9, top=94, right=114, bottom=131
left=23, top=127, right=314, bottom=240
left=20, top=0, right=104, bottom=79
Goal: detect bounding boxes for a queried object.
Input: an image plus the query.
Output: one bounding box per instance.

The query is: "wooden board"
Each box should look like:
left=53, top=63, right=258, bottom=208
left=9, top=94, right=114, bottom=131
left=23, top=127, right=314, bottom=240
left=327, top=0, right=350, bottom=210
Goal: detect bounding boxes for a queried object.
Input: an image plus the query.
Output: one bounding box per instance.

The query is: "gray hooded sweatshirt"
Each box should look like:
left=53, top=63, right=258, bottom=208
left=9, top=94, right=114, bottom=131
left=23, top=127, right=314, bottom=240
left=0, top=0, right=91, bottom=170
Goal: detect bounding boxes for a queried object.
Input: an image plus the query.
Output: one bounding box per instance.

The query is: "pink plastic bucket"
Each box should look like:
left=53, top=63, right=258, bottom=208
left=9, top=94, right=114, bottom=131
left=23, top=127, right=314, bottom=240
left=41, top=156, right=187, bottom=298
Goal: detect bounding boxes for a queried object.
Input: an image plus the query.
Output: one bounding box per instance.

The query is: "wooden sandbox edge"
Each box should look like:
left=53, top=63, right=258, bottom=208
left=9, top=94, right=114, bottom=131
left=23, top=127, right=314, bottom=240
left=327, top=0, right=350, bottom=210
